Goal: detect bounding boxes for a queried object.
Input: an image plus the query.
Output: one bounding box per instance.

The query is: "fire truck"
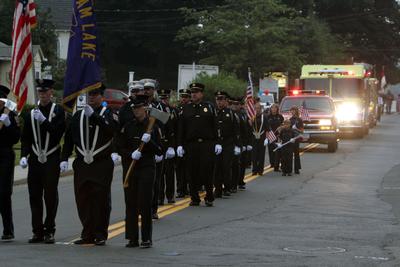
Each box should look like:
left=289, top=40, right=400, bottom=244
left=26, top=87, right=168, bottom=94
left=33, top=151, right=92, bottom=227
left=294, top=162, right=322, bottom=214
left=300, top=64, right=377, bottom=138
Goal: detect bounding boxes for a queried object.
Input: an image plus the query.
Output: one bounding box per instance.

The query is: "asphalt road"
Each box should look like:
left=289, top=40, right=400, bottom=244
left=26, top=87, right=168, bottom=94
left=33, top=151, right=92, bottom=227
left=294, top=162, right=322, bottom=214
left=2, top=114, right=400, bottom=266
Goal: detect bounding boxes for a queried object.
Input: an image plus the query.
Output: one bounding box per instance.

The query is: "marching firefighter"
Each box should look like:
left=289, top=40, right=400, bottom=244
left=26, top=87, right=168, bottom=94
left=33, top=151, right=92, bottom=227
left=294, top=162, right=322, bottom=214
left=289, top=106, right=304, bottom=174
left=229, top=97, right=244, bottom=193
left=119, top=82, right=145, bottom=129
left=266, top=104, right=284, bottom=171
left=214, top=91, right=240, bottom=197
left=175, top=89, right=191, bottom=198
left=177, top=83, right=221, bottom=206
left=116, top=95, right=162, bottom=248
left=238, top=98, right=252, bottom=190
left=20, top=79, right=65, bottom=244
left=60, top=84, right=117, bottom=246
left=251, top=102, right=269, bottom=175
left=0, top=85, right=20, bottom=241
left=276, top=120, right=298, bottom=176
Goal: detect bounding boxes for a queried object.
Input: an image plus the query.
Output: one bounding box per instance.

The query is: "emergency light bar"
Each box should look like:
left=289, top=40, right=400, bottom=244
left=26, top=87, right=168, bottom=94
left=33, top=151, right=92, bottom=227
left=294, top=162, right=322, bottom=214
left=289, top=90, right=326, bottom=96
left=308, top=69, right=355, bottom=76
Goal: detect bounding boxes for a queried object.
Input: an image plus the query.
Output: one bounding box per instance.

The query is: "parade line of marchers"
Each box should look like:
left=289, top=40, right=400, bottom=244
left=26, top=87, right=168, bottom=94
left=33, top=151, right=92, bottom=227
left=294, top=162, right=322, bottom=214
left=0, top=81, right=310, bottom=249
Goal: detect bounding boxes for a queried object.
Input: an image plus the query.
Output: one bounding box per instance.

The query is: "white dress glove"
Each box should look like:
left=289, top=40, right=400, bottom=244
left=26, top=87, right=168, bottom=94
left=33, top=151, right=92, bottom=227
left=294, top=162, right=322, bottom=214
left=84, top=105, right=94, bottom=117
left=155, top=154, right=164, bottom=163
left=33, top=109, right=46, bottom=124
left=215, top=144, right=222, bottom=155
left=19, top=157, right=28, bottom=168
left=242, top=146, right=247, bottom=152
left=234, top=146, right=241, bottom=156
left=141, top=133, right=151, bottom=143
left=165, top=147, right=175, bottom=159
left=292, top=124, right=298, bottom=130
left=60, top=161, right=68, bottom=172
left=111, top=153, right=120, bottom=165
left=277, top=143, right=283, bottom=149
left=0, top=113, right=11, bottom=127
left=131, top=149, right=142, bottom=160
left=290, top=138, right=296, bottom=143
left=177, top=146, right=185, bottom=157
left=264, top=139, right=269, bottom=146
left=247, top=145, right=253, bottom=151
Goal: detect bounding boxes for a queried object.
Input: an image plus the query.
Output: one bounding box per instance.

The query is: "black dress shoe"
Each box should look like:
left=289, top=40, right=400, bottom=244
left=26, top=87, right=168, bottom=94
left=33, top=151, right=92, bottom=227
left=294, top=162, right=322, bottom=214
left=94, top=238, right=106, bottom=246
left=288, top=173, right=292, bottom=176
left=295, top=170, right=300, bottom=174
left=282, top=173, right=287, bottom=176
left=1, top=234, right=14, bottom=241
left=126, top=240, right=139, bottom=248
left=152, top=213, right=159, bottom=220
left=223, top=191, right=231, bottom=197
left=258, top=171, right=263, bottom=175
left=28, top=235, right=44, bottom=243
left=44, top=233, right=55, bottom=244
left=238, top=185, right=246, bottom=190
left=167, top=198, right=175, bottom=204
left=205, top=200, right=213, bottom=207
left=189, top=201, right=200, bottom=206
left=140, top=240, right=152, bottom=248
left=231, top=188, right=238, bottom=193
left=73, top=238, right=94, bottom=245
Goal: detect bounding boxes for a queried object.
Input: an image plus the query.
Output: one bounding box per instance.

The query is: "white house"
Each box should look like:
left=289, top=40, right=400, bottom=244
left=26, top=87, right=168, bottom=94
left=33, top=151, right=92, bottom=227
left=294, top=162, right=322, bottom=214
left=0, top=42, right=47, bottom=105
left=35, top=0, right=71, bottom=60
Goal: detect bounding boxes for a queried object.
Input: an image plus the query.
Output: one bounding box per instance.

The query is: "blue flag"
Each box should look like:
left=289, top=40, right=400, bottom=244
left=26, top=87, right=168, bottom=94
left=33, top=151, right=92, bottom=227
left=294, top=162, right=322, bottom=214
left=62, top=0, right=101, bottom=112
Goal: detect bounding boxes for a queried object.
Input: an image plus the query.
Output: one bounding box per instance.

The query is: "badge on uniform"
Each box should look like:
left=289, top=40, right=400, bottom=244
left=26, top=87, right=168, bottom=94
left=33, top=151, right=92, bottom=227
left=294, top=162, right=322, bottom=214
left=204, top=107, right=208, bottom=113
left=226, top=113, right=230, bottom=117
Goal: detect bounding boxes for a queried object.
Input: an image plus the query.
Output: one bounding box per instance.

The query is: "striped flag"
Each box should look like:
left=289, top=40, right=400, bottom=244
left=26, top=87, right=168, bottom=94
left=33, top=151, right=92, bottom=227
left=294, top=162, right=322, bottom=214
left=246, top=69, right=256, bottom=120
left=11, top=0, right=37, bottom=112
left=266, top=130, right=277, bottom=143
left=299, top=102, right=310, bottom=121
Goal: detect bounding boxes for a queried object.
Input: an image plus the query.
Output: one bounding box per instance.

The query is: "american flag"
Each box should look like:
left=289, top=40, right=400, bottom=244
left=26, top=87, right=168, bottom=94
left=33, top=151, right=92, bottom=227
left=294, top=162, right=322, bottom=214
left=266, top=130, right=277, bottom=143
left=11, top=0, right=37, bottom=112
left=299, top=102, right=310, bottom=121
left=246, top=69, right=256, bottom=120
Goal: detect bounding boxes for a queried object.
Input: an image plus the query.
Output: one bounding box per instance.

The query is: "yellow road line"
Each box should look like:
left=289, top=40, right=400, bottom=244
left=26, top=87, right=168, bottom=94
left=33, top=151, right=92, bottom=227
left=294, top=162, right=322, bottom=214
left=69, top=143, right=319, bottom=243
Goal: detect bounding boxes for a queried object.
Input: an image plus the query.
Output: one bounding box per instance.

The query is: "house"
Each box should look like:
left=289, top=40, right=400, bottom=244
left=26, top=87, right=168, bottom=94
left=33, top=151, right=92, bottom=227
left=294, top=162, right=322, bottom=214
left=0, top=42, right=47, bottom=105
left=35, top=0, right=71, bottom=60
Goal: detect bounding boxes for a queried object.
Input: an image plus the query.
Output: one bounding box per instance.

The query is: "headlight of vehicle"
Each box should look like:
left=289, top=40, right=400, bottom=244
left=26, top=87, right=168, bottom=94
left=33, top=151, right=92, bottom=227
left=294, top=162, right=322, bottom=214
left=336, top=102, right=362, bottom=121
left=318, top=119, right=332, bottom=126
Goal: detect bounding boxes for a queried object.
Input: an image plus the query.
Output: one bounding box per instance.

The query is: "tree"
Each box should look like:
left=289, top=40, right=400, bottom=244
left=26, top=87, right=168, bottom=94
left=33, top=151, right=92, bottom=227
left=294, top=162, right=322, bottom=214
left=0, top=0, right=15, bottom=44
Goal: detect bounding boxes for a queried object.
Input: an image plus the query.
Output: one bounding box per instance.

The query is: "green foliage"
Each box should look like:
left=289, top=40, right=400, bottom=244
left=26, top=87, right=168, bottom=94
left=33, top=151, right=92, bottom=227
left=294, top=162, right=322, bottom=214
left=192, top=72, right=247, bottom=101
left=52, top=60, right=67, bottom=91
left=0, top=0, right=15, bottom=44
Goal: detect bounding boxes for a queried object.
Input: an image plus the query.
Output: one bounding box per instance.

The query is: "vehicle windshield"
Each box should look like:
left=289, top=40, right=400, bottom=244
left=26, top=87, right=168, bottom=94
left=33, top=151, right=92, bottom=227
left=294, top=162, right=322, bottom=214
left=302, top=78, right=362, bottom=99
left=281, top=97, right=334, bottom=113
left=260, top=95, right=274, bottom=104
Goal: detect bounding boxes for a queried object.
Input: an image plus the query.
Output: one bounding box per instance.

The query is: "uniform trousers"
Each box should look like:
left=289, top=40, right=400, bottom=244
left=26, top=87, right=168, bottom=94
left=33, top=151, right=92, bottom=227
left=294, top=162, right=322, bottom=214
left=252, top=139, right=266, bottom=173
left=0, top=147, right=14, bottom=236
left=214, top=142, right=234, bottom=193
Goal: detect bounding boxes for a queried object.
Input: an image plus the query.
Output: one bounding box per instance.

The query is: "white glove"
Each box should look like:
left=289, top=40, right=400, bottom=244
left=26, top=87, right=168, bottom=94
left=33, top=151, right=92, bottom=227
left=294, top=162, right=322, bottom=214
left=277, top=143, right=283, bottom=149
left=290, top=138, right=296, bottom=143
left=177, top=146, right=185, bottom=157
left=0, top=113, right=11, bottom=127
left=141, top=133, right=151, bottom=143
left=19, top=157, right=28, bottom=168
left=292, top=124, right=298, bottom=130
left=111, top=153, right=120, bottom=165
left=60, top=161, right=68, bottom=173
left=165, top=147, right=175, bottom=159
left=264, top=139, right=269, bottom=146
left=155, top=154, right=164, bottom=163
left=84, top=104, right=94, bottom=117
left=234, top=146, right=241, bottom=156
left=215, top=144, right=222, bottom=155
left=131, top=149, right=142, bottom=160
left=242, top=146, right=247, bottom=152
left=247, top=145, right=253, bottom=151
left=33, top=109, right=46, bottom=124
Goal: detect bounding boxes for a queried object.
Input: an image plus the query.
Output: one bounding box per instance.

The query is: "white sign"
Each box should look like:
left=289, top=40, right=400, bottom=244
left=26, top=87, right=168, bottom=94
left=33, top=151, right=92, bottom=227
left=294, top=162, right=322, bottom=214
left=259, top=78, right=279, bottom=93
left=177, top=64, right=219, bottom=90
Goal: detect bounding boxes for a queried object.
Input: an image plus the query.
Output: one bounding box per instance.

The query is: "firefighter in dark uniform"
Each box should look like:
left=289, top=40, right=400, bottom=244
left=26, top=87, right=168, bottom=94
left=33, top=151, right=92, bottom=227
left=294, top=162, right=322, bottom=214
left=158, top=89, right=177, bottom=204
left=289, top=106, right=304, bottom=174
left=276, top=120, right=297, bottom=176
left=20, top=79, right=65, bottom=244
left=175, top=89, right=191, bottom=198
left=118, top=82, right=145, bottom=130
left=266, top=103, right=284, bottom=171
left=116, top=95, right=162, bottom=248
left=214, top=91, right=240, bottom=197
left=0, top=85, right=20, bottom=241
left=229, top=97, right=244, bottom=193
left=177, top=83, right=222, bottom=207
left=251, top=102, right=269, bottom=175
left=143, top=80, right=171, bottom=219
left=60, top=84, right=117, bottom=246
left=238, top=99, right=252, bottom=190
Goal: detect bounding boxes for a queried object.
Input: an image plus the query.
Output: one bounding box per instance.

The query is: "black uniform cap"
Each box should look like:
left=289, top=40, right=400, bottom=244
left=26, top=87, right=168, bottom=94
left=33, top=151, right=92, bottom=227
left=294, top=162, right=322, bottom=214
left=179, top=88, right=191, bottom=96
left=89, top=83, right=106, bottom=95
left=215, top=91, right=229, bottom=98
left=158, top=89, right=171, bottom=97
left=130, top=94, right=149, bottom=109
left=189, top=83, right=205, bottom=92
left=36, top=79, right=55, bottom=91
left=0, top=85, right=10, bottom=98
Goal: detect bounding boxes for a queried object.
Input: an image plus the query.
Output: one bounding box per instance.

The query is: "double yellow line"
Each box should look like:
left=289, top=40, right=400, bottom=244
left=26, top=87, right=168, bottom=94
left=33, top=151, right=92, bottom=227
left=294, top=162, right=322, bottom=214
left=67, top=143, right=319, bottom=243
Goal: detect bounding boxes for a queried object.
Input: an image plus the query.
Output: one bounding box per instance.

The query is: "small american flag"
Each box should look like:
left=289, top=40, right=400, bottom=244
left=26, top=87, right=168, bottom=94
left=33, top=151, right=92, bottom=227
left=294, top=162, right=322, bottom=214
left=299, top=102, right=310, bottom=121
left=11, top=0, right=37, bottom=112
left=246, top=69, right=256, bottom=120
left=266, top=130, right=277, bottom=143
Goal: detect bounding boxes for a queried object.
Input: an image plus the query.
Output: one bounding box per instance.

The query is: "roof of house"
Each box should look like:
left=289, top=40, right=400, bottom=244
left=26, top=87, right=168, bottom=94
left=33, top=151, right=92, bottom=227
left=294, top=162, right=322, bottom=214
left=0, top=42, right=45, bottom=61
left=35, top=0, right=71, bottom=30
